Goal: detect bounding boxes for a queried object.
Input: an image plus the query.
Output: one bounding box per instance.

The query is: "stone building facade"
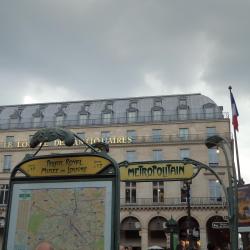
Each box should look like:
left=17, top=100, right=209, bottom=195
left=0, top=93, right=231, bottom=249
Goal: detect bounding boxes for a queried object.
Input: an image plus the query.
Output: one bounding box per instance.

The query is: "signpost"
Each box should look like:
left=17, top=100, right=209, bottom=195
left=120, top=161, right=195, bottom=182
left=2, top=128, right=120, bottom=250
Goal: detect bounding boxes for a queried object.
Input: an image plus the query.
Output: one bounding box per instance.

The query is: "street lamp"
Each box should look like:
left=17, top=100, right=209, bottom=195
left=205, top=135, right=238, bottom=250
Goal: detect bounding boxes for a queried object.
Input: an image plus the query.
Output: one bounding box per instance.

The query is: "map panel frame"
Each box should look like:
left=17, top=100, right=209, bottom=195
left=6, top=179, right=113, bottom=250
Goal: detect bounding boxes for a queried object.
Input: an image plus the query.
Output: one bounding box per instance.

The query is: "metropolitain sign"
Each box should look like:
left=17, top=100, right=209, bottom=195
left=120, top=161, right=195, bottom=181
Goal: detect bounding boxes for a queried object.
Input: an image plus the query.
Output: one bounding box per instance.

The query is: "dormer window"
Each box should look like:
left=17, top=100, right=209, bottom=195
left=179, top=96, right=187, bottom=106
left=32, top=106, right=45, bottom=128
left=33, top=116, right=42, bottom=128
left=178, top=108, right=188, bottom=120
left=9, top=107, right=23, bottom=129
left=55, top=115, right=64, bottom=126
left=152, top=110, right=162, bottom=121
left=178, top=96, right=189, bottom=120
left=79, top=114, right=89, bottom=125
left=127, top=111, right=137, bottom=123
left=102, top=112, right=112, bottom=124
left=203, top=103, right=215, bottom=119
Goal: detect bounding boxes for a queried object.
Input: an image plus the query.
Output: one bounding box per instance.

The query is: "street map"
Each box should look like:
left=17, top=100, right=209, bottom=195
left=7, top=182, right=112, bottom=250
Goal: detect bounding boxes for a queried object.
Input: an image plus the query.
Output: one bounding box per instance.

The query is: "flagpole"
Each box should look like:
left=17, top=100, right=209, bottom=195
left=228, top=86, right=244, bottom=185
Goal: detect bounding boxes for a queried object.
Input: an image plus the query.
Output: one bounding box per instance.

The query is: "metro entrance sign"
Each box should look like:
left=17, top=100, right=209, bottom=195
left=120, top=160, right=196, bottom=182
left=2, top=128, right=120, bottom=250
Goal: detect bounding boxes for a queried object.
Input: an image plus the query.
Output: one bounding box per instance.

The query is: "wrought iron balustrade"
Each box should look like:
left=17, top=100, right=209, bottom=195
left=0, top=111, right=229, bottom=130
left=120, top=197, right=227, bottom=207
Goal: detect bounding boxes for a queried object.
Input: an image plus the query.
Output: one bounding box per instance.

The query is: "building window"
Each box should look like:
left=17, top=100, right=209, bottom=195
left=208, top=148, right=219, bottom=166
left=127, top=130, right=136, bottom=142
left=3, top=155, right=12, bottom=172
left=125, top=182, right=136, bottom=203
left=77, top=132, right=85, bottom=140
left=209, top=180, right=222, bottom=202
left=33, top=116, right=42, bottom=128
left=179, top=128, right=189, bottom=140
left=207, top=127, right=216, bottom=137
left=152, top=129, right=162, bottom=142
left=102, top=113, right=112, bottom=124
left=127, top=111, right=137, bottom=123
left=9, top=118, right=19, bottom=129
left=153, top=181, right=164, bottom=203
left=126, top=151, right=136, bottom=162
left=153, top=149, right=163, bottom=161
left=0, top=184, right=9, bottom=205
left=178, top=109, right=188, bottom=120
left=205, top=107, right=214, bottom=118
left=55, top=115, right=64, bottom=127
left=180, top=181, right=192, bottom=203
left=79, top=114, right=89, bottom=125
left=152, top=110, right=162, bottom=121
left=5, top=136, right=14, bottom=148
left=180, top=149, right=190, bottom=160
left=101, top=131, right=110, bottom=142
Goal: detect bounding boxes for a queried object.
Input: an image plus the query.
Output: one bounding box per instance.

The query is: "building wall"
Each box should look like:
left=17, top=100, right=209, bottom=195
left=0, top=94, right=232, bottom=250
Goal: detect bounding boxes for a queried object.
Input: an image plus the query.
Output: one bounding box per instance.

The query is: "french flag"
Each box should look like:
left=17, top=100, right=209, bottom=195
left=230, top=92, right=239, bottom=131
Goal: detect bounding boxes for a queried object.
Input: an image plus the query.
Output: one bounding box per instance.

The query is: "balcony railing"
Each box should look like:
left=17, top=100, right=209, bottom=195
left=121, top=197, right=227, bottom=208
left=128, top=132, right=231, bottom=144
left=0, top=112, right=229, bottom=130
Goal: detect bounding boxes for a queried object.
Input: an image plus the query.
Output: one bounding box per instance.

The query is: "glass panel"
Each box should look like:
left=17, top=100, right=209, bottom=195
left=33, top=117, right=42, bottom=128
left=179, top=128, right=189, bottom=140
left=79, top=114, right=88, bottom=125
left=152, top=129, right=162, bottom=142
left=55, top=116, right=64, bottom=126
left=102, top=113, right=111, bottom=124
left=209, top=180, right=221, bottom=201
left=3, top=155, right=12, bottom=171
left=208, top=148, right=219, bottom=166
left=101, top=131, right=110, bottom=142
left=178, top=109, right=188, bottom=120
left=205, top=107, right=214, bottom=118
left=153, top=110, right=162, bottom=121
left=5, top=136, right=14, bottom=147
left=127, top=130, right=136, bottom=142
left=127, top=111, right=137, bottom=123
left=207, top=127, right=216, bottom=137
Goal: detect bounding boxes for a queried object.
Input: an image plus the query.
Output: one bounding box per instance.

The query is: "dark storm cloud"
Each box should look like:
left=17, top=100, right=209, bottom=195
left=0, top=0, right=250, bottom=181
left=1, top=0, right=249, bottom=103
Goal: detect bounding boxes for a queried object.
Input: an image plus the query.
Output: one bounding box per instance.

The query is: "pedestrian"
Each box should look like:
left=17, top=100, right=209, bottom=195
left=35, top=241, right=54, bottom=250
left=176, top=240, right=186, bottom=250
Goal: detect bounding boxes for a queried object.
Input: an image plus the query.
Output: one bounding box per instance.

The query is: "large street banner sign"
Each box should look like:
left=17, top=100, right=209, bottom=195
left=3, top=153, right=120, bottom=250
left=238, top=184, right=250, bottom=232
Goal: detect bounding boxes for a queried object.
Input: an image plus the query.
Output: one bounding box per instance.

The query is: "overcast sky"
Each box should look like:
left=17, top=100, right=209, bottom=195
left=0, top=1, right=249, bottom=182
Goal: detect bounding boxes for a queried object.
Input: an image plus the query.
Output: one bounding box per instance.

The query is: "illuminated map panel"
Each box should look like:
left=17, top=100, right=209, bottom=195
left=7, top=181, right=112, bottom=250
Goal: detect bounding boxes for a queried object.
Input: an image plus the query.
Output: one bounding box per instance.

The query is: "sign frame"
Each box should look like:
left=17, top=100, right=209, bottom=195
left=119, top=160, right=198, bottom=182
left=2, top=151, right=120, bottom=250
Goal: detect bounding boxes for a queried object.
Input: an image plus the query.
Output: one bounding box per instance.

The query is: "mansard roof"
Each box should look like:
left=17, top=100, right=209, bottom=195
left=0, top=93, right=224, bottom=125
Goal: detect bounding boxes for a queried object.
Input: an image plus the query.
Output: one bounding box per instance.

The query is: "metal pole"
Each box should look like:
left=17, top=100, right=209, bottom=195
left=185, top=181, right=194, bottom=250
left=220, top=141, right=238, bottom=250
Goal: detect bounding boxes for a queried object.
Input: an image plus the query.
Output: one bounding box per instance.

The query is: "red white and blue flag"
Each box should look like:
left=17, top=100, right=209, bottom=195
left=230, top=91, right=239, bottom=131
